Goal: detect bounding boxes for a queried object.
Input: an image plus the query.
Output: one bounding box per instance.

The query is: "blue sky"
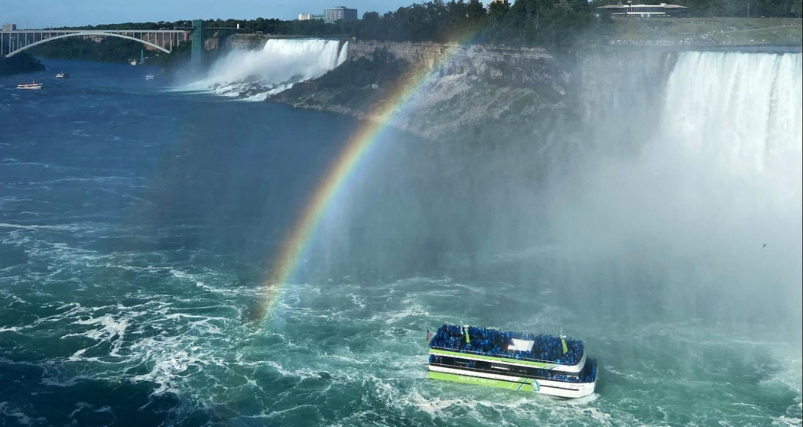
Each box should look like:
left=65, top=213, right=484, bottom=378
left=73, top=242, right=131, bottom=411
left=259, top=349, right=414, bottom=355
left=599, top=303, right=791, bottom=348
left=4, top=0, right=487, bottom=29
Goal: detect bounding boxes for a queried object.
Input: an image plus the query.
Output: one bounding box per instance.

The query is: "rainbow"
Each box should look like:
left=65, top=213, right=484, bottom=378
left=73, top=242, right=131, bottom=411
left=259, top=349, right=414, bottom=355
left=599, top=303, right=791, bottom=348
left=255, top=32, right=480, bottom=322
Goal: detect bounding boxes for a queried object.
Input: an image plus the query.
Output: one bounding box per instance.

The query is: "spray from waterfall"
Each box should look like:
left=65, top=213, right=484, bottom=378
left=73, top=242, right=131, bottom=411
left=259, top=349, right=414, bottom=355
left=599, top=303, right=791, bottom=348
left=550, top=51, right=802, bottom=329
left=183, top=39, right=349, bottom=101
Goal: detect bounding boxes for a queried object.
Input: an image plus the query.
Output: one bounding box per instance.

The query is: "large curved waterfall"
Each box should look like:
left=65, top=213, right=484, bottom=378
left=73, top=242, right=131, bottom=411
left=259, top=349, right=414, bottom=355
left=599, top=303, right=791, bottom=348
left=657, top=51, right=802, bottom=319
left=549, top=50, right=802, bottom=326
left=189, top=39, right=349, bottom=101
left=662, top=52, right=801, bottom=180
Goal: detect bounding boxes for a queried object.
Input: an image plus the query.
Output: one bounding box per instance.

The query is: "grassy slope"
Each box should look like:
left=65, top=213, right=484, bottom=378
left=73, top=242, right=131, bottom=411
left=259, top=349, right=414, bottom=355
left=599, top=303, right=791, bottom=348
left=609, top=17, right=802, bottom=45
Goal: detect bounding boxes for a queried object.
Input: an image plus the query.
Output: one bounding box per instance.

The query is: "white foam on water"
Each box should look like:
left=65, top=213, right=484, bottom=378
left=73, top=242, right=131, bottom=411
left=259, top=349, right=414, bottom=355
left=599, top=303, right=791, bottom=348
left=371, top=302, right=430, bottom=325
left=0, top=402, right=39, bottom=425
left=762, top=343, right=803, bottom=425
left=263, top=360, right=321, bottom=382
left=67, top=314, right=128, bottom=356
left=0, top=222, right=77, bottom=231
left=346, top=293, right=367, bottom=309
left=128, top=335, right=216, bottom=396
left=386, top=385, right=616, bottom=427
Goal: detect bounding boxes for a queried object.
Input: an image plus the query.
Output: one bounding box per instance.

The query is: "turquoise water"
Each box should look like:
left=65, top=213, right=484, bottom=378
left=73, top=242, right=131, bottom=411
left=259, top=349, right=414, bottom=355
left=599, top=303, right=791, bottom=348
left=0, top=59, right=800, bottom=426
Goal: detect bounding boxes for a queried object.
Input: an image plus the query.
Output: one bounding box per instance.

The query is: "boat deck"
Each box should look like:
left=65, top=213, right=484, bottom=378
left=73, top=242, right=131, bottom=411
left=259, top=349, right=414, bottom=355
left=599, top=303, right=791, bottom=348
left=428, top=324, right=584, bottom=367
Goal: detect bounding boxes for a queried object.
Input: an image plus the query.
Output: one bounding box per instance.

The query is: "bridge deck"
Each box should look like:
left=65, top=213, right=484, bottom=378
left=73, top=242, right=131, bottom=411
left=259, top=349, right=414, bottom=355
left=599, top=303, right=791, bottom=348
left=0, top=29, right=190, bottom=58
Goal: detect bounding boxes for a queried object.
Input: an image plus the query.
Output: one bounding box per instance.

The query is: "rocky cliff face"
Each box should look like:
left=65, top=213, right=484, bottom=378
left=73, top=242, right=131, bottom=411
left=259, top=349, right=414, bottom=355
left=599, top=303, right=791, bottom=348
left=225, top=35, right=273, bottom=51
left=349, top=41, right=566, bottom=96
left=222, top=36, right=568, bottom=95
left=269, top=41, right=577, bottom=141
left=267, top=39, right=685, bottom=144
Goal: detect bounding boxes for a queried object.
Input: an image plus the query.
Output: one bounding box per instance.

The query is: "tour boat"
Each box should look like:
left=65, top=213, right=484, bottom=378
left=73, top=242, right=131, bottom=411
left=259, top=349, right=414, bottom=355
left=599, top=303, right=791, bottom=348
left=55, top=71, right=69, bottom=78
left=145, top=75, right=155, bottom=81
left=17, top=82, right=43, bottom=90
left=428, top=324, right=597, bottom=398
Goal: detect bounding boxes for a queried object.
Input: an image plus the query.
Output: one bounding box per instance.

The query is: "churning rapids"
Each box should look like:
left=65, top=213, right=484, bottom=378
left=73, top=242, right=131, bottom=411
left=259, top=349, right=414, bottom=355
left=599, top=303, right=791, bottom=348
left=0, top=47, right=801, bottom=426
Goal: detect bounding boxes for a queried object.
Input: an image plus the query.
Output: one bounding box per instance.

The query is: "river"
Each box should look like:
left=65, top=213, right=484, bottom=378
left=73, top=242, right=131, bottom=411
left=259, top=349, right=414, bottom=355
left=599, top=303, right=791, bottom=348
left=0, top=57, right=800, bottom=426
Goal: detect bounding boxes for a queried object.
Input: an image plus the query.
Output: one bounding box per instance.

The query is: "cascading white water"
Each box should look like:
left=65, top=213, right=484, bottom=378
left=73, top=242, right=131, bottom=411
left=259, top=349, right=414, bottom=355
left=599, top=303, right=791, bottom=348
left=553, top=51, right=802, bottom=324
left=660, top=52, right=802, bottom=182
left=189, top=39, right=349, bottom=101
left=646, top=52, right=802, bottom=246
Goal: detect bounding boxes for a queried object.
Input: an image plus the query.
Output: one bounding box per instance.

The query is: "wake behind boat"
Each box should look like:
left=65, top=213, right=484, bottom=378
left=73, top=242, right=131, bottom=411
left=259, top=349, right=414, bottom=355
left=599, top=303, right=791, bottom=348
left=17, top=82, right=43, bottom=90
left=428, top=324, right=597, bottom=398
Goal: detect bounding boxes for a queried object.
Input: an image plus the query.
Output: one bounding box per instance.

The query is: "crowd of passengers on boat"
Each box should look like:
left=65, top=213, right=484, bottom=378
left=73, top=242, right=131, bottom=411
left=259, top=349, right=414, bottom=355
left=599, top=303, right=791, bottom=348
left=429, top=324, right=585, bottom=366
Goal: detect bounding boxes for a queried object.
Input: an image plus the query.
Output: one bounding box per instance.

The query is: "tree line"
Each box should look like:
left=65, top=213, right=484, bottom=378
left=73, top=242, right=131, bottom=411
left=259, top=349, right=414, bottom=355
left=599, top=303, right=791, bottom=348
left=64, top=0, right=802, bottom=47
left=0, top=53, right=45, bottom=76
left=56, top=1, right=604, bottom=51
left=33, top=0, right=801, bottom=65
left=31, top=37, right=147, bottom=64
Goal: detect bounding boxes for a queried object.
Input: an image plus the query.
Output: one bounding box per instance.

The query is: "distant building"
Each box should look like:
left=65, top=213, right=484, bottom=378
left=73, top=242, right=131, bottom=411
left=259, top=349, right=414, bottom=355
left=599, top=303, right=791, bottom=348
left=490, top=0, right=510, bottom=5
left=298, top=13, right=323, bottom=21
left=81, top=35, right=104, bottom=43
left=2, top=23, right=17, bottom=31
left=596, top=3, right=688, bottom=17
left=324, top=7, right=358, bottom=23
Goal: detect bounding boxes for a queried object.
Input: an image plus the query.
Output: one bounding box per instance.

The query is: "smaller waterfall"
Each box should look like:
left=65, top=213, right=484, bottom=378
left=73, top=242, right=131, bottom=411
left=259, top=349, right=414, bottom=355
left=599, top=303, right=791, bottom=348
left=337, top=41, right=349, bottom=65
left=188, top=39, right=349, bottom=101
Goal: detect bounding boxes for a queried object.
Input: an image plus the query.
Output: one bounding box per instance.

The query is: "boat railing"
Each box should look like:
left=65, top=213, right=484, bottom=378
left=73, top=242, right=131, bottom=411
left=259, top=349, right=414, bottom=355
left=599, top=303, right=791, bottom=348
left=429, top=345, right=581, bottom=366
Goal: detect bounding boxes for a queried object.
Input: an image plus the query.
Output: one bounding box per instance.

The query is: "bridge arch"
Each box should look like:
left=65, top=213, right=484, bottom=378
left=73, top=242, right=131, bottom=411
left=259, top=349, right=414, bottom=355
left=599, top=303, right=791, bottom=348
left=6, top=31, right=171, bottom=57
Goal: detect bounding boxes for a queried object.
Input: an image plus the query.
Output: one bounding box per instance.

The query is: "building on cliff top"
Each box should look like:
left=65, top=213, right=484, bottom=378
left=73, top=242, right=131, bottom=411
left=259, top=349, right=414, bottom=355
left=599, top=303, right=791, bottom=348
left=298, top=13, right=323, bottom=21
left=596, top=3, right=688, bottom=17
left=324, top=7, right=358, bottom=23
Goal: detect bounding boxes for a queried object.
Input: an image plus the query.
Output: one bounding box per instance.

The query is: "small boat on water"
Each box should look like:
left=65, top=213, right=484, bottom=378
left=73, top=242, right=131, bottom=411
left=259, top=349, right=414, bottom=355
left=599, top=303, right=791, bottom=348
left=428, top=324, right=597, bottom=398
left=55, top=71, right=69, bottom=79
left=145, top=75, right=155, bottom=81
left=17, top=82, right=43, bottom=90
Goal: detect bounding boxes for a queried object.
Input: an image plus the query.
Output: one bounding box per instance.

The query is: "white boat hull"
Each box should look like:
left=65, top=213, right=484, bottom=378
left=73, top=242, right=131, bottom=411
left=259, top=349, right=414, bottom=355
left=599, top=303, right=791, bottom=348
left=429, top=365, right=596, bottom=399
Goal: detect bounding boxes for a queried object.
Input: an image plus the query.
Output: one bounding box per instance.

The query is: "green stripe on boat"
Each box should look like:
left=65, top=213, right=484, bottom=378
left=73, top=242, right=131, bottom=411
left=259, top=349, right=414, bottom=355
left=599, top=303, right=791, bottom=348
left=429, top=371, right=534, bottom=391
left=430, top=349, right=555, bottom=368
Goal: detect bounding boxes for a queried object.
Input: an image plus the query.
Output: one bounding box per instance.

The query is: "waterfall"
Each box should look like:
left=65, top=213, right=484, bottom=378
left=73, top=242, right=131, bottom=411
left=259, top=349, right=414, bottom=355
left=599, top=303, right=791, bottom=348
left=660, top=52, right=802, bottom=181
left=189, top=39, right=349, bottom=101
left=338, top=41, right=350, bottom=65
left=651, top=51, right=802, bottom=273
left=552, top=50, right=802, bottom=324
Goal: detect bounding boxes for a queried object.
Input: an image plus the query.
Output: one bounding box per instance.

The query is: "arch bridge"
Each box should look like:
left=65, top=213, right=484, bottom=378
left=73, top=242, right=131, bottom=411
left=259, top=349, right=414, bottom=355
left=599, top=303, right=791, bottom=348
left=0, top=29, right=190, bottom=58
